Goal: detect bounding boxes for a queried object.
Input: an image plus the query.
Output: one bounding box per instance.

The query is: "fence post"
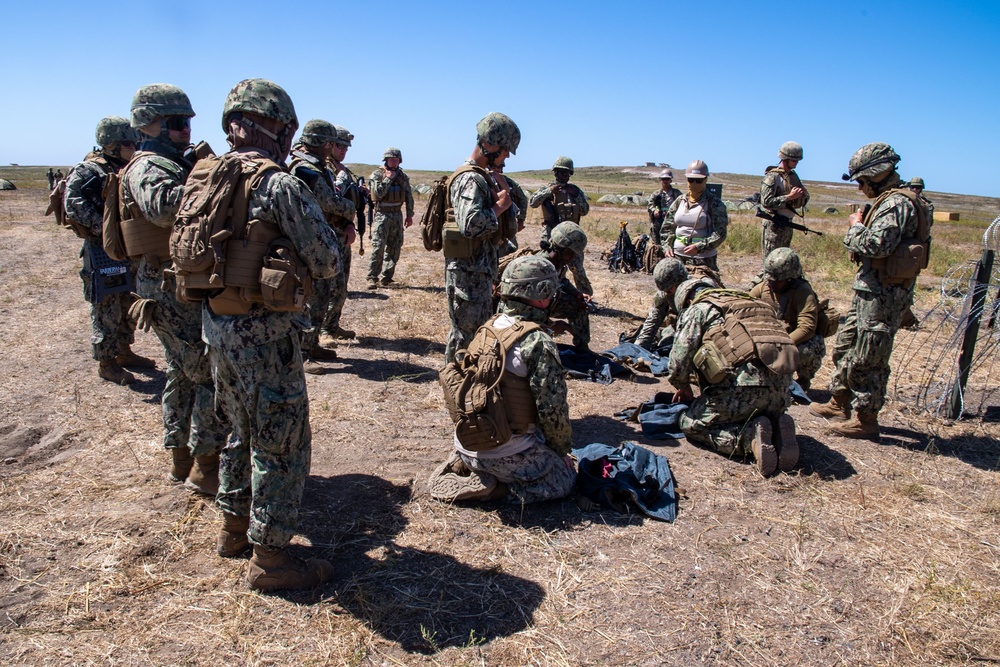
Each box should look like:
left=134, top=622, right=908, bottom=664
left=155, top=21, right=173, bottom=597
left=947, top=248, right=995, bottom=419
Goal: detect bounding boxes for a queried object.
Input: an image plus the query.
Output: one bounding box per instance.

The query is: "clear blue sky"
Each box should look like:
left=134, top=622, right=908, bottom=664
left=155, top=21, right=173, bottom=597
left=3, top=0, right=998, bottom=197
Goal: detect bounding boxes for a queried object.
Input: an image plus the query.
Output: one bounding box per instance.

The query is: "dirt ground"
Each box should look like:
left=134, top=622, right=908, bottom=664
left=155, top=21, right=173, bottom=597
left=1, top=183, right=998, bottom=666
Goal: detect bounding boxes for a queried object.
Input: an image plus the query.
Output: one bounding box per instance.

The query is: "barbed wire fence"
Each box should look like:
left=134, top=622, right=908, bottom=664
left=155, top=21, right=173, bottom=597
left=891, top=215, right=1000, bottom=421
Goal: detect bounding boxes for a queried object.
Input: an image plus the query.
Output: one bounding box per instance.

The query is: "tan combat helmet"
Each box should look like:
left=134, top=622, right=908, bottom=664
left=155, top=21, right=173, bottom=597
left=778, top=141, right=803, bottom=161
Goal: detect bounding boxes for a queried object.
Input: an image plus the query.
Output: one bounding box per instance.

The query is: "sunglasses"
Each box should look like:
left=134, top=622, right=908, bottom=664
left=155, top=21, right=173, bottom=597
left=687, top=178, right=706, bottom=184
left=119, top=140, right=137, bottom=148
left=165, top=117, right=191, bottom=131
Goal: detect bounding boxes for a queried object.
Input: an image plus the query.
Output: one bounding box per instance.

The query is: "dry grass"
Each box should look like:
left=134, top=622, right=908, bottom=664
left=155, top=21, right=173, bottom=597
left=1, top=171, right=1000, bottom=665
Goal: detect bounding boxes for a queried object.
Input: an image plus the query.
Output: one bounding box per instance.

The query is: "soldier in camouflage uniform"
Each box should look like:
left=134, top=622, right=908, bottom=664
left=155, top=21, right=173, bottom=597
left=529, top=156, right=591, bottom=297
left=366, top=148, right=414, bottom=288
left=665, top=276, right=798, bottom=475
left=750, top=248, right=826, bottom=390
left=323, top=125, right=365, bottom=340
left=429, top=256, right=576, bottom=504
left=120, top=84, right=228, bottom=494
left=758, top=141, right=809, bottom=260
left=648, top=168, right=682, bottom=242
left=810, top=143, right=925, bottom=440
left=899, top=177, right=934, bottom=329
left=64, top=116, right=153, bottom=385
left=288, top=119, right=355, bottom=373
left=660, top=160, right=728, bottom=273
left=497, top=162, right=528, bottom=257
left=207, top=79, right=341, bottom=591
left=444, top=112, right=521, bottom=364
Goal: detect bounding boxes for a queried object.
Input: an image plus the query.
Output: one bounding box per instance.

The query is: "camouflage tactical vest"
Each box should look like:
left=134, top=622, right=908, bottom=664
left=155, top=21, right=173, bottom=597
left=442, top=164, right=517, bottom=259
left=862, top=188, right=932, bottom=288
left=542, top=183, right=583, bottom=224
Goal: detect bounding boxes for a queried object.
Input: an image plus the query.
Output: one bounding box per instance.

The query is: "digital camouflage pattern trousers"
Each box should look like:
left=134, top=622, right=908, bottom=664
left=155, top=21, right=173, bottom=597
left=828, top=285, right=911, bottom=416
left=796, top=334, right=827, bottom=387
left=323, top=235, right=352, bottom=335
left=458, top=438, right=576, bottom=504
left=302, top=276, right=332, bottom=353
left=367, top=210, right=404, bottom=283
left=761, top=219, right=794, bottom=261
left=211, top=333, right=311, bottom=549
left=680, top=370, right=791, bottom=456
left=445, top=267, right=495, bottom=364
left=137, top=269, right=228, bottom=456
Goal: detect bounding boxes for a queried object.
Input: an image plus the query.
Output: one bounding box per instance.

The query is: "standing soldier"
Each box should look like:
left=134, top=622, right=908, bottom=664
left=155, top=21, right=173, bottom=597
left=529, top=156, right=591, bottom=296
left=289, top=119, right=355, bottom=373
left=119, top=84, right=228, bottom=495
left=648, top=168, right=681, bottom=243
left=63, top=116, right=153, bottom=384
left=444, top=112, right=520, bottom=363
left=323, top=125, right=365, bottom=341
left=900, top=177, right=933, bottom=329
left=660, top=160, right=728, bottom=273
left=207, top=79, right=341, bottom=591
left=758, top=141, right=809, bottom=261
left=366, top=148, right=414, bottom=289
left=810, top=143, right=931, bottom=439
left=46, top=167, right=55, bottom=190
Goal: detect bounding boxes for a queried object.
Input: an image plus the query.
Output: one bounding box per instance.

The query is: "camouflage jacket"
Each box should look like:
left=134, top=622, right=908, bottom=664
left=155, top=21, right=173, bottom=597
left=844, top=185, right=919, bottom=294
left=660, top=192, right=729, bottom=252
left=202, top=148, right=341, bottom=351
left=636, top=290, right=673, bottom=350
left=529, top=182, right=590, bottom=223
left=64, top=152, right=125, bottom=236
left=330, top=160, right=362, bottom=234
left=496, top=299, right=573, bottom=456
left=504, top=174, right=528, bottom=226
left=759, top=167, right=809, bottom=218
left=749, top=278, right=819, bottom=345
left=647, top=186, right=682, bottom=219
left=289, top=147, right=355, bottom=223
left=668, top=300, right=772, bottom=389
left=447, top=160, right=500, bottom=278
left=369, top=166, right=414, bottom=218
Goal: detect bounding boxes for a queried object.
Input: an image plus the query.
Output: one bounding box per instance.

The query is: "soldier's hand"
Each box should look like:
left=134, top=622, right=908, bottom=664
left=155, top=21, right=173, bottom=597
left=128, top=295, right=158, bottom=332
left=562, top=454, right=577, bottom=472
left=494, top=189, right=512, bottom=214
left=550, top=184, right=563, bottom=195
left=788, top=186, right=805, bottom=200
left=404, top=216, right=414, bottom=229
left=663, top=245, right=675, bottom=257
left=344, top=224, right=357, bottom=246
left=682, top=244, right=699, bottom=256
left=672, top=385, right=694, bottom=404
left=848, top=211, right=864, bottom=226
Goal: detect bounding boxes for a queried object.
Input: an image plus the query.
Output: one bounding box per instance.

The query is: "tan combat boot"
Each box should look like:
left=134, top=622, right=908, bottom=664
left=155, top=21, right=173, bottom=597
left=774, top=413, right=799, bottom=472
left=217, top=513, right=250, bottom=558
left=99, top=360, right=135, bottom=385
left=427, top=451, right=498, bottom=502
left=309, top=345, right=338, bottom=361
left=247, top=545, right=334, bottom=592
left=809, top=391, right=851, bottom=422
left=328, top=326, right=356, bottom=340
left=115, top=347, right=156, bottom=368
left=829, top=412, right=880, bottom=441
left=184, top=454, right=220, bottom=496
left=169, top=447, right=194, bottom=483
left=746, top=416, right=777, bottom=476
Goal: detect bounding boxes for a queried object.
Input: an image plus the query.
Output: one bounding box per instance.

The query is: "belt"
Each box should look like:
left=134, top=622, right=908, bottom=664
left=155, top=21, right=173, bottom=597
left=378, top=202, right=403, bottom=209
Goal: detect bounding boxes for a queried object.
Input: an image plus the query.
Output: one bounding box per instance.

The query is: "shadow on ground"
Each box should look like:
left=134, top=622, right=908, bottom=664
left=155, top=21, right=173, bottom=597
left=360, top=335, right=446, bottom=357
left=332, top=356, right=438, bottom=384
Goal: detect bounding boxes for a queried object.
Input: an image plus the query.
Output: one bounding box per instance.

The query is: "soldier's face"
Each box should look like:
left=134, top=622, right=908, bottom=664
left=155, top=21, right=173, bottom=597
left=553, top=169, right=571, bottom=184
left=332, top=143, right=349, bottom=162
left=165, top=116, right=191, bottom=144
left=385, top=157, right=400, bottom=169
left=781, top=159, right=798, bottom=171
left=119, top=141, right=136, bottom=161
left=660, top=178, right=672, bottom=188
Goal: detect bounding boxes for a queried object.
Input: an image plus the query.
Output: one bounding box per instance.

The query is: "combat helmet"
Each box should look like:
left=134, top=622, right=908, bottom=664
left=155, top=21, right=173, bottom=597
left=500, top=256, right=559, bottom=302
left=299, top=119, right=338, bottom=146
left=909, top=176, right=925, bottom=189
left=130, top=84, right=195, bottom=128
left=334, top=125, right=353, bottom=147
left=476, top=112, right=521, bottom=155
left=842, top=142, right=899, bottom=182
left=552, top=156, right=574, bottom=174
left=383, top=147, right=402, bottom=163
left=550, top=221, right=588, bottom=259
left=653, top=258, right=688, bottom=293
left=685, top=160, right=709, bottom=179
left=674, top=277, right=714, bottom=314
left=95, top=116, right=139, bottom=147
left=778, top=141, right=803, bottom=161
left=763, top=248, right=803, bottom=282
left=222, top=78, right=298, bottom=133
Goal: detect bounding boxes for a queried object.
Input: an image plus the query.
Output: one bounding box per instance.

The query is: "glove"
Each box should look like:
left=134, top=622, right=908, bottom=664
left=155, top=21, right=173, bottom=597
left=128, top=293, right=158, bottom=332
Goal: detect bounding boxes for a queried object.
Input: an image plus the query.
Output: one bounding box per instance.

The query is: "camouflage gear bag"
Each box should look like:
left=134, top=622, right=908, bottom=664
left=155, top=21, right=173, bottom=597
left=862, top=188, right=933, bottom=286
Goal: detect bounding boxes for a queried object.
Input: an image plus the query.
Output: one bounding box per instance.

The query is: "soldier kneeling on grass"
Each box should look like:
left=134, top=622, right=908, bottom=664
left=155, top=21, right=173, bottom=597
left=664, top=275, right=800, bottom=476
left=429, top=256, right=577, bottom=504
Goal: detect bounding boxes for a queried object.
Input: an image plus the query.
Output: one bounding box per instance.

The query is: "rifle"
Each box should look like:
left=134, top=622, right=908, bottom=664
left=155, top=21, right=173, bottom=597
left=356, top=176, right=375, bottom=256
left=755, top=208, right=823, bottom=236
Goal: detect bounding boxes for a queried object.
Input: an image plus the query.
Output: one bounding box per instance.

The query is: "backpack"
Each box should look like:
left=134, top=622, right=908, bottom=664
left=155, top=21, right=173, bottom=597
left=420, top=176, right=447, bottom=251
left=46, top=153, right=112, bottom=240
left=864, top=188, right=934, bottom=286
left=439, top=320, right=542, bottom=451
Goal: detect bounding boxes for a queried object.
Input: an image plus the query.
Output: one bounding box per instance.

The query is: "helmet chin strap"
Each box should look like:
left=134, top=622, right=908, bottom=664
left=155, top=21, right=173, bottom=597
left=478, top=141, right=503, bottom=168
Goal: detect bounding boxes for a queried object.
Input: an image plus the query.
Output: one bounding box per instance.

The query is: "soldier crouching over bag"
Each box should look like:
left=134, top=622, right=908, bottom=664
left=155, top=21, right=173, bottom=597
left=663, top=273, right=800, bottom=476
left=204, top=79, right=342, bottom=592
left=429, top=256, right=577, bottom=504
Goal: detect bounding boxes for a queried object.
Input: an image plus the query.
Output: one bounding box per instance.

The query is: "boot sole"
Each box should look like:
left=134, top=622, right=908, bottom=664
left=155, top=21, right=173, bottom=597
left=749, top=417, right=777, bottom=476
left=776, top=414, right=799, bottom=472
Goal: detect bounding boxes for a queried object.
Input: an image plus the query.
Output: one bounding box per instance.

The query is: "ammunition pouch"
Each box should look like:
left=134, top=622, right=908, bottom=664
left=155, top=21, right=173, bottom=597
left=442, top=214, right=482, bottom=260
left=260, top=239, right=312, bottom=312
left=693, top=340, right=729, bottom=384
left=121, top=216, right=172, bottom=263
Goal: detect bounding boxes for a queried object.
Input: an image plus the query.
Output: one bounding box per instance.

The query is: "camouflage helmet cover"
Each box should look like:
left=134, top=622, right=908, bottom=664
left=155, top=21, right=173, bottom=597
left=383, top=147, right=402, bottom=162
left=129, top=83, right=195, bottom=128
left=500, top=256, right=559, bottom=302
left=299, top=119, right=338, bottom=146
left=653, top=258, right=689, bottom=292
left=552, top=156, right=574, bottom=174
left=674, top=277, right=715, bottom=314
left=95, top=116, right=140, bottom=147
left=843, top=142, right=900, bottom=182
left=778, top=141, right=803, bottom=161
left=659, top=168, right=674, bottom=180
left=763, top=247, right=803, bottom=281
left=476, top=112, right=521, bottom=155
left=334, top=125, right=353, bottom=147
left=685, top=160, right=709, bottom=178
left=222, top=78, right=298, bottom=133
left=549, top=221, right=588, bottom=258
left=909, top=176, right=925, bottom=189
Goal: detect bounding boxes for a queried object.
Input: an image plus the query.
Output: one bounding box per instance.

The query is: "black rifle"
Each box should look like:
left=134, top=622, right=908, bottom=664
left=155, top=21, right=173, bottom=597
left=356, top=176, right=375, bottom=256
left=755, top=208, right=823, bottom=236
